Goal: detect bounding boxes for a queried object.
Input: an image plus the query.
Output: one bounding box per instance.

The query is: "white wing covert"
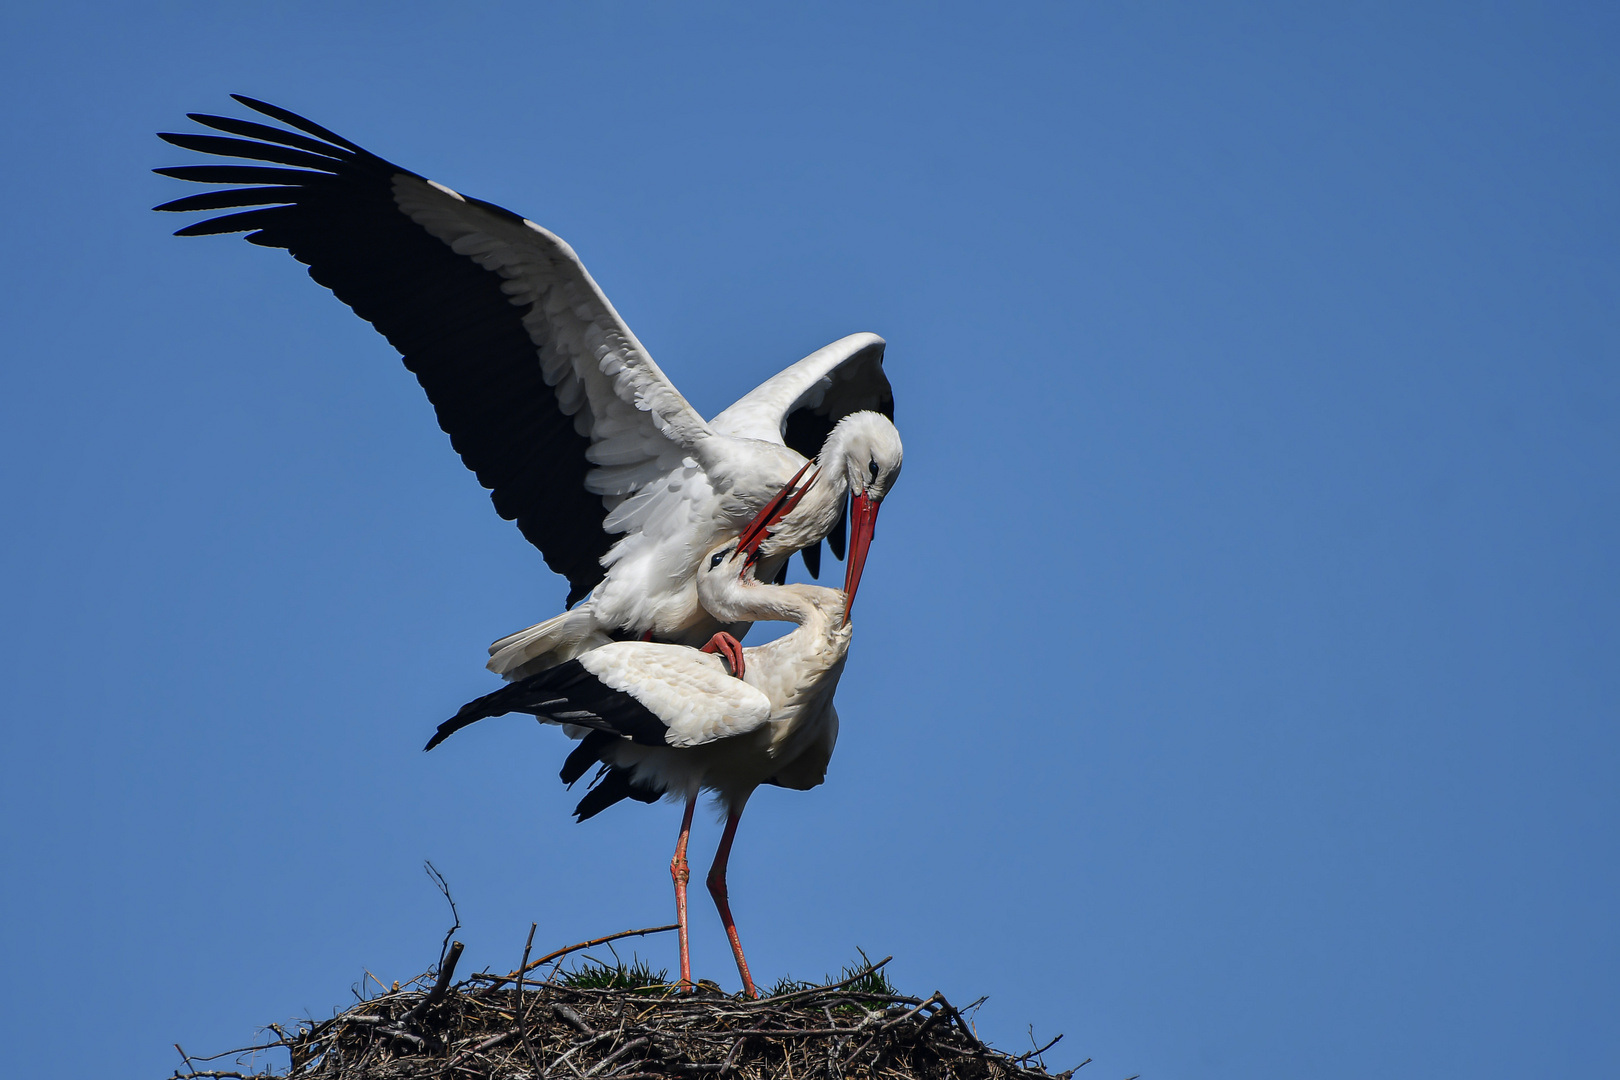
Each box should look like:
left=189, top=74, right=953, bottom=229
left=709, top=332, right=892, bottom=458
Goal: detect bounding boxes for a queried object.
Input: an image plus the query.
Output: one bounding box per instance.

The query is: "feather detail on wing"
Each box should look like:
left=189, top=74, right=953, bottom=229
left=155, top=96, right=713, bottom=605
left=708, top=332, right=892, bottom=460
left=577, top=644, right=772, bottom=747
left=427, top=643, right=771, bottom=754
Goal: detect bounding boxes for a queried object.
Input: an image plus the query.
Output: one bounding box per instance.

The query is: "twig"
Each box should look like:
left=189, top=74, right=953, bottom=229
left=485, top=924, right=680, bottom=988
left=1012, top=1033, right=1063, bottom=1066
left=585, top=1036, right=650, bottom=1077
left=553, top=1004, right=597, bottom=1036
left=518, top=922, right=545, bottom=1074
left=172, top=1041, right=288, bottom=1063
left=719, top=1037, right=744, bottom=1077
left=425, top=861, right=462, bottom=967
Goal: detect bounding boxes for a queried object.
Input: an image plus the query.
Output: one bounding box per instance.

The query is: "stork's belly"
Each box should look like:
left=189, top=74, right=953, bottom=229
left=602, top=715, right=831, bottom=802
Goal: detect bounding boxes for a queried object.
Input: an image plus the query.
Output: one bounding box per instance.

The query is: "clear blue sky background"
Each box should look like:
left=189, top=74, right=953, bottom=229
left=1, top=4, right=1615, bottom=1078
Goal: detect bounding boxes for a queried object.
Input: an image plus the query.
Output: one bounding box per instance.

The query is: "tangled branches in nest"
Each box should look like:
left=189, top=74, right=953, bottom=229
left=170, top=929, right=1083, bottom=1080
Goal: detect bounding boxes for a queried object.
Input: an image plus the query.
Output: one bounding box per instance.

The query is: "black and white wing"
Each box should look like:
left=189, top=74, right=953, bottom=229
left=425, top=642, right=772, bottom=753
left=708, top=332, right=892, bottom=459
left=708, top=332, right=892, bottom=568
left=155, top=97, right=712, bottom=605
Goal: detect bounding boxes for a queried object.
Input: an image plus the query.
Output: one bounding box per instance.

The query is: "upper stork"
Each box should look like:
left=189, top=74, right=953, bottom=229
left=155, top=96, right=902, bottom=663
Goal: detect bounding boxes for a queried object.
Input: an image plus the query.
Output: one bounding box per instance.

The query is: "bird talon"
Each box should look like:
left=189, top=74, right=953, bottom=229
left=700, top=632, right=746, bottom=679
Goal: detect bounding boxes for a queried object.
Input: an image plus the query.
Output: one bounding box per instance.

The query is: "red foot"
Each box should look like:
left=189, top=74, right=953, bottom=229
left=700, top=632, right=746, bottom=679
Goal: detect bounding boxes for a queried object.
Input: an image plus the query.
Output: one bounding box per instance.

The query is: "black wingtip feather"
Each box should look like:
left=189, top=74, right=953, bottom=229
left=186, top=112, right=355, bottom=159
left=230, top=94, right=371, bottom=155
left=154, top=164, right=329, bottom=185
left=153, top=187, right=302, bottom=214
left=158, top=131, right=346, bottom=172
left=173, top=207, right=294, bottom=237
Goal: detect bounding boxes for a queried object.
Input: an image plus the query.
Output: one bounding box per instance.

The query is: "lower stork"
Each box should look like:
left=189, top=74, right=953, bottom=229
left=426, top=472, right=862, bottom=996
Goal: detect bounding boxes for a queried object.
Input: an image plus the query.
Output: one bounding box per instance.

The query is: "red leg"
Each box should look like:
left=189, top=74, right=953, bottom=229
left=670, top=794, right=698, bottom=992
left=699, top=632, right=746, bottom=679
left=706, top=799, right=758, bottom=998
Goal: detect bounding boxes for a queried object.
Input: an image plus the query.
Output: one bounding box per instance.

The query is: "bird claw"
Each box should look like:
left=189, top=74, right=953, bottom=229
left=700, top=632, right=746, bottom=679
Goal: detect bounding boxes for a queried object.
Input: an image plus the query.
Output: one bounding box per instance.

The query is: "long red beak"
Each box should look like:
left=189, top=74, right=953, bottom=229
left=736, top=461, right=817, bottom=564
left=841, top=491, right=880, bottom=622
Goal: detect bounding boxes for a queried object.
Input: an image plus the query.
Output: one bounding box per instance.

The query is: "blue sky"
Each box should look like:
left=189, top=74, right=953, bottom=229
left=1, top=3, right=1616, bottom=1077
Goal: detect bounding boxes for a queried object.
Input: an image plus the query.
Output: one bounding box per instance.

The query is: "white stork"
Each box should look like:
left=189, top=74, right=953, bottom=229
left=425, top=471, right=861, bottom=997
left=154, top=96, right=903, bottom=669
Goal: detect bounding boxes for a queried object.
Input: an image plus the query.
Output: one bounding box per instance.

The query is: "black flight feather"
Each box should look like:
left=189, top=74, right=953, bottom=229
left=826, top=492, right=849, bottom=561
left=801, top=538, right=822, bottom=578
left=156, top=98, right=613, bottom=604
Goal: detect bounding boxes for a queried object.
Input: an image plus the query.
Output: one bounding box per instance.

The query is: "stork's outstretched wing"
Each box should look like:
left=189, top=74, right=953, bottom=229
left=709, top=332, right=892, bottom=569
left=709, top=332, right=892, bottom=458
left=155, top=96, right=712, bottom=605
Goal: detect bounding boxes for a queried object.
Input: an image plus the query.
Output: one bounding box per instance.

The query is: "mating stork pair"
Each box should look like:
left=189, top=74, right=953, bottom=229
left=156, top=97, right=904, bottom=998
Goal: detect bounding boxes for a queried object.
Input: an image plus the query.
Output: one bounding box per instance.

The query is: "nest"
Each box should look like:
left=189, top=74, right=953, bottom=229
left=170, top=929, right=1083, bottom=1080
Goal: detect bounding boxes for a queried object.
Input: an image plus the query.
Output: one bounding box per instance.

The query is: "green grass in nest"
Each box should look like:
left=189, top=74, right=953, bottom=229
left=557, top=953, right=673, bottom=994
left=766, top=951, right=897, bottom=1003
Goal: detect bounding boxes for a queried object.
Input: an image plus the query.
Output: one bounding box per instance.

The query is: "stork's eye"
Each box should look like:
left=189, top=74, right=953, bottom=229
left=868, top=457, right=880, bottom=481
left=709, top=551, right=727, bottom=569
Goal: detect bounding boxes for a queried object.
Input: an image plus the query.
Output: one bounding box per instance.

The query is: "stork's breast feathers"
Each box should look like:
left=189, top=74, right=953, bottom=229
left=577, top=644, right=772, bottom=748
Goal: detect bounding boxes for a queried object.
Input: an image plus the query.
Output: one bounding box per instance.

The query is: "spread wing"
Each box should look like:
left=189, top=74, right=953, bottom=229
left=155, top=96, right=712, bottom=605
left=708, top=332, right=892, bottom=459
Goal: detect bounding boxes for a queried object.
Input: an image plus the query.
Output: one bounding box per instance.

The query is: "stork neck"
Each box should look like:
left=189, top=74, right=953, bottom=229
left=701, top=578, right=842, bottom=637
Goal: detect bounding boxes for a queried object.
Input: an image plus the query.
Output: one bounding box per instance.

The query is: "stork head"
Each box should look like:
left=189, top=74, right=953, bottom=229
left=824, top=411, right=903, bottom=620
left=829, top=411, right=904, bottom=504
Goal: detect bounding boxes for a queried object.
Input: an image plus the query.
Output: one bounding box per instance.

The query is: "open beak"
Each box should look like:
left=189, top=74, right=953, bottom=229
left=841, top=491, right=880, bottom=622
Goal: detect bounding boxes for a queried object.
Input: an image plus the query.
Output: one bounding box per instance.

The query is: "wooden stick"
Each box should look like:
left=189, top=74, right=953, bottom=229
left=483, top=924, right=680, bottom=989
left=402, top=939, right=463, bottom=1025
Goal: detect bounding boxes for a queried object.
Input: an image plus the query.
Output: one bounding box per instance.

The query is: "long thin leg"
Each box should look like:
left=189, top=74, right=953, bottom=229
left=670, top=794, right=698, bottom=992
left=706, top=798, right=758, bottom=998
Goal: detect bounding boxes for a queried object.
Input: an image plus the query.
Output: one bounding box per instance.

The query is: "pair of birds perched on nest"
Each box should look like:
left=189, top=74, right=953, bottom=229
left=156, top=96, right=904, bottom=998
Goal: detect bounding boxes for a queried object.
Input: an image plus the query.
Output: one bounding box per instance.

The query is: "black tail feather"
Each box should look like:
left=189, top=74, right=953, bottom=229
left=574, top=767, right=660, bottom=822
left=560, top=730, right=616, bottom=786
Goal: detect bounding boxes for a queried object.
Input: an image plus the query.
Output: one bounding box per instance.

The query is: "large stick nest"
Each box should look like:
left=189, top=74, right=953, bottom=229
left=171, top=932, right=1082, bottom=1080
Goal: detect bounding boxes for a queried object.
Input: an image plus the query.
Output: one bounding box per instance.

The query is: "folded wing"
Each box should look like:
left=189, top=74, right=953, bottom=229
left=425, top=641, right=772, bottom=753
